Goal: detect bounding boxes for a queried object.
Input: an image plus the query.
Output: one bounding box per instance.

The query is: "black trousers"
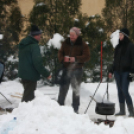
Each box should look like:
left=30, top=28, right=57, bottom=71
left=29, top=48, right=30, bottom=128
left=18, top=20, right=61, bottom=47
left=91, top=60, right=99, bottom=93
left=21, top=79, right=37, bottom=102
left=58, top=69, right=83, bottom=111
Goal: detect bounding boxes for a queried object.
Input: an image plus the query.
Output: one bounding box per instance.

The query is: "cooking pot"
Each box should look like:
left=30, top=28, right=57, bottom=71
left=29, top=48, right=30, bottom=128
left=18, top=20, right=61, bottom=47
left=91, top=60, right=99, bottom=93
left=90, top=96, right=115, bottom=115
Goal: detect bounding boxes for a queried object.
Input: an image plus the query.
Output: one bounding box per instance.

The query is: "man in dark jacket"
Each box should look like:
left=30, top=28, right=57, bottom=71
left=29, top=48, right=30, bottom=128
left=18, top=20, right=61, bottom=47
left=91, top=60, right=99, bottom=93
left=18, top=25, right=51, bottom=102
left=109, top=28, right=134, bottom=117
left=58, top=27, right=90, bottom=113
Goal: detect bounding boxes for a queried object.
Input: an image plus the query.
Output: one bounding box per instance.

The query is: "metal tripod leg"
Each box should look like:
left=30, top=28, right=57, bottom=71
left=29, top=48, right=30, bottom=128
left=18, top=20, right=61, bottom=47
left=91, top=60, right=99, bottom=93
left=84, top=81, right=102, bottom=114
left=0, top=92, right=12, bottom=104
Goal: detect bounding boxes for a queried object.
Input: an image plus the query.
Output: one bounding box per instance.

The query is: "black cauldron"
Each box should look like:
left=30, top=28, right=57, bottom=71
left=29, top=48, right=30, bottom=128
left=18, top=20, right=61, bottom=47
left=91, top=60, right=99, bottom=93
left=90, top=96, right=115, bottom=115
left=95, top=102, right=115, bottom=115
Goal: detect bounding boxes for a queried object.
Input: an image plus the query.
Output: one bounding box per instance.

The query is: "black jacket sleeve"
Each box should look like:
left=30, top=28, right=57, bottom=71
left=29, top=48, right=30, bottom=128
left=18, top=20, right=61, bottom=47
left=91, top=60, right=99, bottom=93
left=130, top=43, right=134, bottom=73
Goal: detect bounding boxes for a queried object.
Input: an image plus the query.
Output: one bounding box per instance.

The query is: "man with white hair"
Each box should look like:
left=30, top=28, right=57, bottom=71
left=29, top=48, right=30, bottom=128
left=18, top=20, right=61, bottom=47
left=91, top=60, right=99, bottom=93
left=58, top=27, right=90, bottom=113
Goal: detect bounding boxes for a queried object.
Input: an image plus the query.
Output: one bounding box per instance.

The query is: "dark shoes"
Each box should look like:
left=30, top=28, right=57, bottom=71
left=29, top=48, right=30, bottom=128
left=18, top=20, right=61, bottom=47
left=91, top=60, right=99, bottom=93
left=128, top=105, right=134, bottom=117
left=115, top=112, right=126, bottom=116
left=74, top=109, right=79, bottom=114
left=115, top=103, right=126, bottom=116
left=115, top=103, right=134, bottom=117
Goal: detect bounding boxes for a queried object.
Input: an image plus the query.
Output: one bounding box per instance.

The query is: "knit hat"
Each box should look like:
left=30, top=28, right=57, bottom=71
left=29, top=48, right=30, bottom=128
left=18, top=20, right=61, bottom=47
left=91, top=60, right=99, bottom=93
left=70, top=27, right=81, bottom=36
left=30, top=25, right=43, bottom=36
left=120, top=28, right=129, bottom=38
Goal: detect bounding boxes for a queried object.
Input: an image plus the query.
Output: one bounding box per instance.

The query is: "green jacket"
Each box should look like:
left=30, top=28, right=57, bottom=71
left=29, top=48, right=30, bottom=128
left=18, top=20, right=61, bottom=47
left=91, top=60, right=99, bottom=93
left=18, top=36, right=50, bottom=81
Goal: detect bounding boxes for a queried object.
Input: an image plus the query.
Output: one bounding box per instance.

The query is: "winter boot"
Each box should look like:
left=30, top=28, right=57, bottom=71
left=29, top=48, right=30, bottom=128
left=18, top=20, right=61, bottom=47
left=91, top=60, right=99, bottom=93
left=73, top=106, right=79, bottom=114
left=115, top=103, right=126, bottom=116
left=74, top=109, right=79, bottom=114
left=127, top=105, right=134, bottom=117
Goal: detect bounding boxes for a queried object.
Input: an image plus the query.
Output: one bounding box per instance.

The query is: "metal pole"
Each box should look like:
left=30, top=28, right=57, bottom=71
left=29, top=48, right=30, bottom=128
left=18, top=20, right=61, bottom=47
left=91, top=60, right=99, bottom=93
left=55, top=0, right=57, bottom=33
left=125, top=0, right=127, bottom=28
left=84, top=81, right=102, bottom=114
left=54, top=0, right=57, bottom=83
left=100, top=41, right=103, bottom=82
left=0, top=92, right=12, bottom=104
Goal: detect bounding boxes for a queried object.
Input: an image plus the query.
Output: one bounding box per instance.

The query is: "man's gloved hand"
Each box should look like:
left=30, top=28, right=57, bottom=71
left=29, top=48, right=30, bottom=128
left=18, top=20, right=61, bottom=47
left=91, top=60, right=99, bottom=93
left=128, top=73, right=134, bottom=82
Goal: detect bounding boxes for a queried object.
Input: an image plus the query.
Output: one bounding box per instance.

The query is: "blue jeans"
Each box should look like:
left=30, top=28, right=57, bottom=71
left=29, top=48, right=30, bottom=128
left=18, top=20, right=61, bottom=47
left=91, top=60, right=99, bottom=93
left=0, top=63, right=4, bottom=78
left=114, top=71, right=133, bottom=105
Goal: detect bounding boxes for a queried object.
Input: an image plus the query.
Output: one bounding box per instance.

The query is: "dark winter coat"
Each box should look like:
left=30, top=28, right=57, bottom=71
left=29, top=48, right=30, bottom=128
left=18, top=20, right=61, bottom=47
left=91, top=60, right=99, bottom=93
left=18, top=36, right=50, bottom=81
left=58, top=36, right=90, bottom=69
left=109, top=37, right=134, bottom=73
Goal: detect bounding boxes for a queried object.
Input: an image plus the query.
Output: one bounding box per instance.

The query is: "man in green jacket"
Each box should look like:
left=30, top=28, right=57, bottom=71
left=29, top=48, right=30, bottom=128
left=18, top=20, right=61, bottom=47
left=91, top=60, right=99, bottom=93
left=18, top=25, right=51, bottom=102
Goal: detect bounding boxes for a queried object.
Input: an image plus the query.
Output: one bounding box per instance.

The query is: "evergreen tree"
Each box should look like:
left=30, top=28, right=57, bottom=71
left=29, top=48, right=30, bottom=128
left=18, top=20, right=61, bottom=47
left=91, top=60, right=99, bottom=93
left=0, top=0, right=23, bottom=80
left=28, top=0, right=85, bottom=84
left=101, top=0, right=134, bottom=82
left=29, top=0, right=82, bottom=38
left=83, top=15, right=112, bottom=82
left=102, top=0, right=134, bottom=38
left=28, top=0, right=112, bottom=83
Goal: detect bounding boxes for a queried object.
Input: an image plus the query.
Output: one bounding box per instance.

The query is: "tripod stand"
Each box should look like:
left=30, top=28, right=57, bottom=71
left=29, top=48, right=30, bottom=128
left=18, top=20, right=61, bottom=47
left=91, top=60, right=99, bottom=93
left=0, top=92, right=12, bottom=105
left=95, top=78, right=115, bottom=127
left=0, top=92, right=13, bottom=113
left=84, top=77, right=115, bottom=127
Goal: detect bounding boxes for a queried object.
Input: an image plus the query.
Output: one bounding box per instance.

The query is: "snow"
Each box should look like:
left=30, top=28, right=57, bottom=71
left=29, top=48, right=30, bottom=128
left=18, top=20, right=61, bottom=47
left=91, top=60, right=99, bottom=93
left=40, top=46, right=46, bottom=56
left=85, top=41, right=89, bottom=44
left=0, top=34, right=4, bottom=40
left=36, top=2, right=46, bottom=7
left=86, top=22, right=90, bottom=27
left=74, top=18, right=79, bottom=22
left=110, top=30, right=119, bottom=48
left=91, top=15, right=95, bottom=18
left=0, top=80, right=134, bottom=133
left=99, top=28, right=104, bottom=33
left=47, top=33, right=64, bottom=50
left=103, top=41, right=107, bottom=47
left=7, top=55, right=18, bottom=63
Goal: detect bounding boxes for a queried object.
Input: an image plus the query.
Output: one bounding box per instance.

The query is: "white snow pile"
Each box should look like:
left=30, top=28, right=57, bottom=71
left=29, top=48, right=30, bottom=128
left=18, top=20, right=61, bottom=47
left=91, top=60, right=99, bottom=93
left=40, top=45, right=46, bottom=56
left=86, top=22, right=90, bottom=27
left=99, top=28, right=104, bottom=33
left=74, top=18, right=79, bottom=22
left=0, top=90, right=134, bottom=134
left=36, top=2, right=45, bottom=7
left=0, top=81, right=23, bottom=109
left=110, top=30, right=119, bottom=48
left=47, top=33, right=64, bottom=50
left=0, top=34, right=4, bottom=40
left=90, top=15, right=95, bottom=18
left=7, top=55, right=18, bottom=63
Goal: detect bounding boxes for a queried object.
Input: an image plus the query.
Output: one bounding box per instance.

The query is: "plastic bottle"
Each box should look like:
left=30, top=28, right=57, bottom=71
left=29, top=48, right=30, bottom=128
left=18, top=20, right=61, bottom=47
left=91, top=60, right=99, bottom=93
left=1, top=117, right=17, bottom=134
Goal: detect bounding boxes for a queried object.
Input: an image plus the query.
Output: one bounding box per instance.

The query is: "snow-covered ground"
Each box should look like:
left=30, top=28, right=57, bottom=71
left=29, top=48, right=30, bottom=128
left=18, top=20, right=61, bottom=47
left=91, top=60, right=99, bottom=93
left=0, top=80, right=134, bottom=134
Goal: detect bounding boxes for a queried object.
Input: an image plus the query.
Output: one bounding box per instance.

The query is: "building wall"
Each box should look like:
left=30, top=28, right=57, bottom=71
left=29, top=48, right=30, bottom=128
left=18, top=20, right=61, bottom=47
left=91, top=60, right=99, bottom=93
left=17, top=0, right=34, bottom=16
left=17, top=0, right=105, bottom=16
left=81, top=0, right=105, bottom=15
